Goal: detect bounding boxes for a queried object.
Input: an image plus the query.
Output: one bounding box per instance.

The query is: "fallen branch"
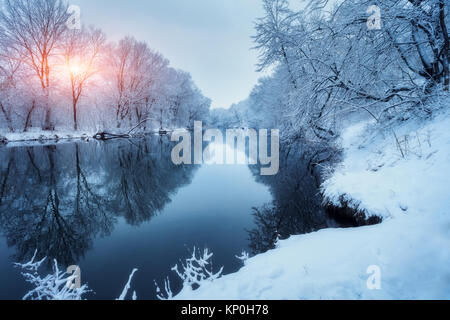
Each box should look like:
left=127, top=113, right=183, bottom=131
left=93, top=132, right=132, bottom=141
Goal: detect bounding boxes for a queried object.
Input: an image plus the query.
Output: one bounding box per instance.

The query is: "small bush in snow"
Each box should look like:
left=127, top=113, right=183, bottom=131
left=156, top=247, right=223, bottom=300
left=15, top=251, right=89, bottom=300
left=236, top=251, right=250, bottom=264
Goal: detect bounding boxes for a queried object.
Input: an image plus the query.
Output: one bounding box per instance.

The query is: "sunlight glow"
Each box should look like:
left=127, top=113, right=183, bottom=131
left=68, top=62, right=85, bottom=76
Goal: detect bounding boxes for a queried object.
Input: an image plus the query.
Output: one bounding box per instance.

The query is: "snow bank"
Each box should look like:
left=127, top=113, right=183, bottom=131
left=0, top=128, right=95, bottom=147
left=0, top=127, right=172, bottom=148
left=173, top=110, right=450, bottom=300
left=322, top=111, right=450, bottom=220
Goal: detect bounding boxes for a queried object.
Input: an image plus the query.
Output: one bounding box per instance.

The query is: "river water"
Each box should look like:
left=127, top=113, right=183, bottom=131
left=0, top=135, right=331, bottom=299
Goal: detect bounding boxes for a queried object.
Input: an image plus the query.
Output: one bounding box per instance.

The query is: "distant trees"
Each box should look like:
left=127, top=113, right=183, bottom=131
left=107, top=38, right=211, bottom=131
left=0, top=0, right=210, bottom=134
left=166, top=71, right=210, bottom=129
left=108, top=37, right=160, bottom=129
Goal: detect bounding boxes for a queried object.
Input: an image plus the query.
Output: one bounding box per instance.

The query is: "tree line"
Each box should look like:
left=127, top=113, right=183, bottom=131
left=226, top=0, right=449, bottom=173
left=0, top=0, right=210, bottom=134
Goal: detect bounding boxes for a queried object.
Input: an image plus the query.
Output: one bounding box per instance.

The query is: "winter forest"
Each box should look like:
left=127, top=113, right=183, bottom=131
left=213, top=0, right=449, bottom=168
left=0, top=0, right=210, bottom=136
left=0, top=0, right=449, bottom=302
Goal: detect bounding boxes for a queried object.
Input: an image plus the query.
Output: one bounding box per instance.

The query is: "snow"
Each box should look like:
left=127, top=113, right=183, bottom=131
left=172, top=109, right=450, bottom=300
left=0, top=128, right=96, bottom=147
left=0, top=127, right=180, bottom=148
left=323, top=111, right=450, bottom=220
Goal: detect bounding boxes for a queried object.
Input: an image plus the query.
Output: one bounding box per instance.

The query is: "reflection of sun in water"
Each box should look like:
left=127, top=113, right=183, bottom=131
left=204, top=141, right=254, bottom=165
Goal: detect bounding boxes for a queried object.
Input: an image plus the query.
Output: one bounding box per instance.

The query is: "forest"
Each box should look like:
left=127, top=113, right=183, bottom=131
left=0, top=0, right=210, bottom=137
left=212, top=0, right=449, bottom=180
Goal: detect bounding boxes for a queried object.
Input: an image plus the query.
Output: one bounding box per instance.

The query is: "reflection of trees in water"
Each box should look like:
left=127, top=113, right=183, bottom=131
left=247, top=143, right=329, bottom=255
left=0, top=136, right=197, bottom=266
left=106, top=137, right=195, bottom=226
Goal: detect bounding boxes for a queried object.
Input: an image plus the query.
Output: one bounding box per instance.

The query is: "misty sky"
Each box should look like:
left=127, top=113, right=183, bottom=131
left=70, top=0, right=267, bottom=109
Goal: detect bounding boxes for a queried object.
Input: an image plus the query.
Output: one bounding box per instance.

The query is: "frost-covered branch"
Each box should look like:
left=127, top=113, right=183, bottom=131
left=155, top=247, right=223, bottom=300
left=15, top=251, right=89, bottom=300
left=117, top=268, right=138, bottom=301
left=172, top=247, right=223, bottom=289
left=154, top=278, right=173, bottom=300
left=235, top=251, right=250, bottom=265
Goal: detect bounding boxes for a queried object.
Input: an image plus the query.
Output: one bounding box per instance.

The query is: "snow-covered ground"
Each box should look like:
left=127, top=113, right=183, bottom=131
left=0, top=128, right=96, bottom=147
left=173, top=109, right=450, bottom=300
left=0, top=128, right=169, bottom=148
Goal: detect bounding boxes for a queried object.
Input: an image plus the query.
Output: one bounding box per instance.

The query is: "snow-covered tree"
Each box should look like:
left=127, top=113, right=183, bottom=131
left=0, top=0, right=70, bottom=130
left=246, top=0, right=450, bottom=174
left=60, top=27, right=106, bottom=130
left=107, top=37, right=164, bottom=129
left=0, top=0, right=210, bottom=134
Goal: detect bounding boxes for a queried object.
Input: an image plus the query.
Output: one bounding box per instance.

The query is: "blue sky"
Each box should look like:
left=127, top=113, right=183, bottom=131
left=70, top=0, right=267, bottom=109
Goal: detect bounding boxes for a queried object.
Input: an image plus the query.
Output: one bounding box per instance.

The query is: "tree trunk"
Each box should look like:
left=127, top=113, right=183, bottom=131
left=24, top=100, right=36, bottom=132
left=440, top=0, right=449, bottom=91
left=43, top=87, right=54, bottom=130
left=0, top=101, right=14, bottom=132
left=73, top=100, right=78, bottom=131
left=281, top=45, right=297, bottom=90
left=116, top=103, right=122, bottom=129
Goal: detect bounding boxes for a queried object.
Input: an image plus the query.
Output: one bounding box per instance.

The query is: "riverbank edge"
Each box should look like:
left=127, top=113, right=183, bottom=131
left=0, top=129, right=173, bottom=147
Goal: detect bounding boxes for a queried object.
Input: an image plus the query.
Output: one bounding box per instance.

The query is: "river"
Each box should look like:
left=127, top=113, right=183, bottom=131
left=0, top=135, right=332, bottom=299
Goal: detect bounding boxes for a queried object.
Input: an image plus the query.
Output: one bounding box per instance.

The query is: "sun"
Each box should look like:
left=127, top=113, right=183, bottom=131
left=68, top=62, right=85, bottom=76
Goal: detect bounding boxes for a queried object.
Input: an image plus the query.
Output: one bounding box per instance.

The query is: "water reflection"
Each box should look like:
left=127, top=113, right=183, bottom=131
left=0, top=136, right=198, bottom=266
left=247, top=142, right=330, bottom=254
left=0, top=134, right=334, bottom=299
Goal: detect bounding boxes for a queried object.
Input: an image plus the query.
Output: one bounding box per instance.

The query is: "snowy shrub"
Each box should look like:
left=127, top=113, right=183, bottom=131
left=173, top=248, right=223, bottom=289
left=16, top=251, right=141, bottom=300
left=154, top=278, right=173, bottom=300
left=235, top=251, right=250, bottom=264
left=15, top=251, right=89, bottom=300
left=16, top=248, right=222, bottom=300
left=155, top=247, right=223, bottom=300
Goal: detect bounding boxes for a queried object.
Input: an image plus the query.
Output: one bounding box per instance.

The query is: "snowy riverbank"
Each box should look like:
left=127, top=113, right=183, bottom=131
left=173, top=109, right=450, bottom=300
left=0, top=129, right=96, bottom=147
left=0, top=128, right=173, bottom=148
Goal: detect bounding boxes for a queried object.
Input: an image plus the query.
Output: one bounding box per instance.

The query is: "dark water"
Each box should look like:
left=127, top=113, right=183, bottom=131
left=0, top=136, right=331, bottom=299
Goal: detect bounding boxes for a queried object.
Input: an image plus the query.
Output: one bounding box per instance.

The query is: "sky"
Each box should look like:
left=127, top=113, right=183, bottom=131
left=70, top=0, right=267, bottom=109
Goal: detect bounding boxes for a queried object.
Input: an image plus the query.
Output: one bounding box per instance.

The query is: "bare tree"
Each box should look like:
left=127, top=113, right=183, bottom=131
left=254, top=0, right=299, bottom=89
left=0, top=47, right=21, bottom=132
left=0, top=0, right=69, bottom=130
left=108, top=37, right=158, bottom=128
left=62, top=27, right=105, bottom=130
